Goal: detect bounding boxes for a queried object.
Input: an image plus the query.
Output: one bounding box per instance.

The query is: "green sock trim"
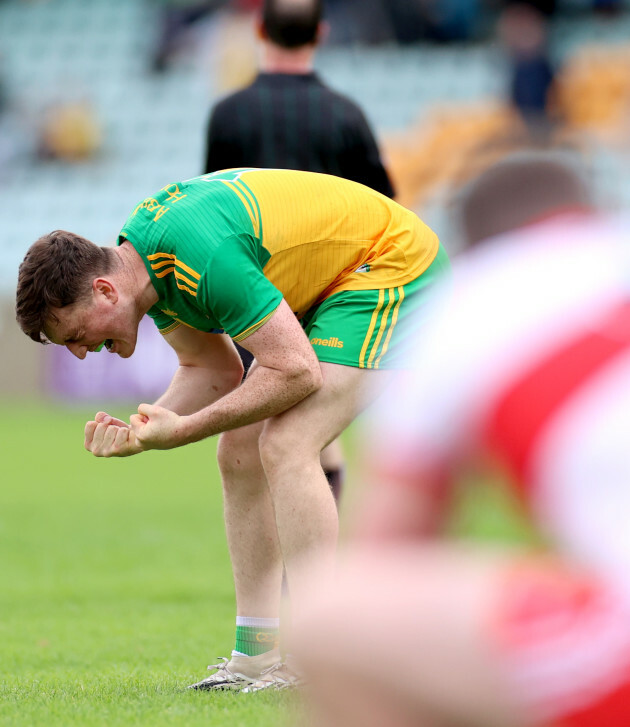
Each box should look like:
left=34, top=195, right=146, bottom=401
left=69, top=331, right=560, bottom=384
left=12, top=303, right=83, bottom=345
left=234, top=625, right=279, bottom=656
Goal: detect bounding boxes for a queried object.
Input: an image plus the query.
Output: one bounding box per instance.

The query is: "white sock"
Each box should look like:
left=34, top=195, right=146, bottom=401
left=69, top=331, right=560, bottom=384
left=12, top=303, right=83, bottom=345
left=235, top=616, right=280, bottom=628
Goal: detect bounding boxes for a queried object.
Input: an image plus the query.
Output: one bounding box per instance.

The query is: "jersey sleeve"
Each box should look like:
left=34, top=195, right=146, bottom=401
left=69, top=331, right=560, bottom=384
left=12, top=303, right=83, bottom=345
left=196, top=235, right=283, bottom=342
left=145, top=305, right=181, bottom=334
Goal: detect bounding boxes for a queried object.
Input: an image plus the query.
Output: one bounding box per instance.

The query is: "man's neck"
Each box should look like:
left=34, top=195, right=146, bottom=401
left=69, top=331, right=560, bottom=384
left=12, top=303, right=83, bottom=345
left=259, top=42, right=315, bottom=74
left=116, top=241, right=158, bottom=315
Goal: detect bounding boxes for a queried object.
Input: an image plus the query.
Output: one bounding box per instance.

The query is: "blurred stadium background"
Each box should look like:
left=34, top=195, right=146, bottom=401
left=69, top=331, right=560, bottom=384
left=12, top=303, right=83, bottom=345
left=3, top=0, right=630, bottom=402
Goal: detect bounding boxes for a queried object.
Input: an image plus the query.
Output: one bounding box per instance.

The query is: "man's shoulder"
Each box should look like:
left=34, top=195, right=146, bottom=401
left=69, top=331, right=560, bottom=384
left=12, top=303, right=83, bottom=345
left=212, top=90, right=251, bottom=114
left=120, top=177, right=244, bottom=246
left=214, top=72, right=361, bottom=106
left=294, top=73, right=365, bottom=111
left=315, top=81, right=368, bottom=121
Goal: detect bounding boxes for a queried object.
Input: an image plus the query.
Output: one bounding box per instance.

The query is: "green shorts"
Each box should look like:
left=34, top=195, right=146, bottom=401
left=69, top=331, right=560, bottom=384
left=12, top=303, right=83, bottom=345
left=302, top=243, right=451, bottom=369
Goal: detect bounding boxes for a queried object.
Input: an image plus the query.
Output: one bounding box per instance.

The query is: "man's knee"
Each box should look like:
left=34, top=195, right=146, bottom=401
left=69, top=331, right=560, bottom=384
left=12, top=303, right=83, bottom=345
left=258, top=421, right=316, bottom=476
left=217, top=426, right=262, bottom=479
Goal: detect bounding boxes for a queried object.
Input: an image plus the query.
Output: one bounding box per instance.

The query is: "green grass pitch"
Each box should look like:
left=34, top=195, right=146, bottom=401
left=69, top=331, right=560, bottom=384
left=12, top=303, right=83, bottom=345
left=0, top=402, right=299, bottom=727
left=0, top=401, right=536, bottom=726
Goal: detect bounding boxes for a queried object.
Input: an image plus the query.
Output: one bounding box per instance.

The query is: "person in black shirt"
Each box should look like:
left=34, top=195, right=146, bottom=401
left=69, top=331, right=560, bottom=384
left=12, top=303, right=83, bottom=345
left=204, top=0, right=394, bottom=198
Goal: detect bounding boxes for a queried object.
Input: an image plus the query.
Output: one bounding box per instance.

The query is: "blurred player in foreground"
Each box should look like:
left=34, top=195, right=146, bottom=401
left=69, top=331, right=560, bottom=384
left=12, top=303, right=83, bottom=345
left=15, top=168, right=449, bottom=691
left=204, top=0, right=396, bottom=506
left=293, top=153, right=630, bottom=725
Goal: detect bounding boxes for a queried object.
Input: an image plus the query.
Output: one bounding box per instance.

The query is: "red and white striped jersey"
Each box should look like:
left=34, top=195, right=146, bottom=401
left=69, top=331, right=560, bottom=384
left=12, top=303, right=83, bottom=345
left=370, top=213, right=630, bottom=581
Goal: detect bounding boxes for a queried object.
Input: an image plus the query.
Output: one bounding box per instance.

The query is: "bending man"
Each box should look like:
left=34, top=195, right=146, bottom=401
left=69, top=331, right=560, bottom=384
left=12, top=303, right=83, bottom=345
left=15, top=168, right=449, bottom=690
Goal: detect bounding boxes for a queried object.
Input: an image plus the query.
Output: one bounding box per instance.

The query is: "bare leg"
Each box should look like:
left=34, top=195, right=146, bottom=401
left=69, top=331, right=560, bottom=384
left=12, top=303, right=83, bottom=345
left=217, top=422, right=283, bottom=617
left=259, top=363, right=394, bottom=613
left=261, top=427, right=339, bottom=609
left=218, top=363, right=392, bottom=632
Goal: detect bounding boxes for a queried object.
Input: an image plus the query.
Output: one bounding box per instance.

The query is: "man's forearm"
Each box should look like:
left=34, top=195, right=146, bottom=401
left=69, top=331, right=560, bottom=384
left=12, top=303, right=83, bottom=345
left=181, top=362, right=321, bottom=442
left=155, top=364, right=242, bottom=415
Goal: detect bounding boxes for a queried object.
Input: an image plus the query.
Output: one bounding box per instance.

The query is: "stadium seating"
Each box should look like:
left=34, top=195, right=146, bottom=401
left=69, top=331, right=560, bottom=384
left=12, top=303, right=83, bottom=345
left=3, top=0, right=630, bottom=297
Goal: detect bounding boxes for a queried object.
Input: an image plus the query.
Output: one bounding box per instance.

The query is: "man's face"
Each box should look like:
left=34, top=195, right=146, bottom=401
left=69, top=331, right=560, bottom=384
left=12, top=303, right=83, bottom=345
left=45, top=284, right=139, bottom=359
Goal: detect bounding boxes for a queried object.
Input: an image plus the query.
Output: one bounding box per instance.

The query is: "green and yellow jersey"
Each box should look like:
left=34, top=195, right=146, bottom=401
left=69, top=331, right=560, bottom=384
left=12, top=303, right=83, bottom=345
left=118, top=168, right=439, bottom=342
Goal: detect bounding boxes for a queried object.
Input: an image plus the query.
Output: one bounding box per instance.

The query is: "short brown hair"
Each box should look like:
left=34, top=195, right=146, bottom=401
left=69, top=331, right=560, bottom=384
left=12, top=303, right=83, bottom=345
left=16, top=230, right=115, bottom=343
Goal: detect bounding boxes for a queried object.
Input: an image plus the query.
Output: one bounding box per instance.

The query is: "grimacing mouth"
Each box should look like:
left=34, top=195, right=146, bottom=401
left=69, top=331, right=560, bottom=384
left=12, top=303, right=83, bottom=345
left=94, top=339, right=114, bottom=352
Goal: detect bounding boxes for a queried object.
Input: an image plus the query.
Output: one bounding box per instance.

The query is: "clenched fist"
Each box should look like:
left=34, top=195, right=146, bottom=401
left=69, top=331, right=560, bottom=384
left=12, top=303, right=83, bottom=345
left=84, top=411, right=144, bottom=458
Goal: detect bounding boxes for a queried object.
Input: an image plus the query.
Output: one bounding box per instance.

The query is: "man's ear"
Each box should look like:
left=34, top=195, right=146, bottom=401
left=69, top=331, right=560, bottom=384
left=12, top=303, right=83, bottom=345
left=93, top=278, right=118, bottom=304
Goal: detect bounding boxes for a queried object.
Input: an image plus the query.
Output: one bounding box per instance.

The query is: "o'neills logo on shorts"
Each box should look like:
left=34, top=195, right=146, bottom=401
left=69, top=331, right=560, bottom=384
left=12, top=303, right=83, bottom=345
left=310, top=336, right=344, bottom=348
